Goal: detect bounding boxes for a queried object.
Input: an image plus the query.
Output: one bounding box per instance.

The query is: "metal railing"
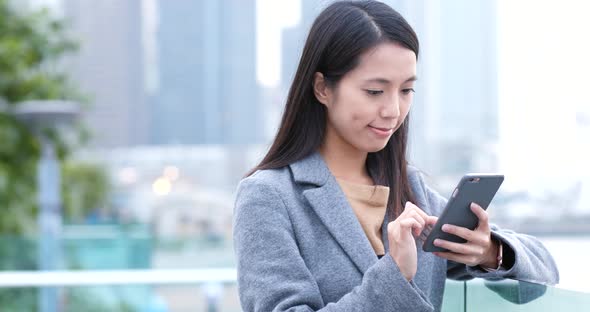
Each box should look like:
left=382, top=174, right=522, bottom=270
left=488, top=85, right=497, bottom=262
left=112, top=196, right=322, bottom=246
left=2, top=269, right=590, bottom=312
left=0, top=268, right=237, bottom=288
left=0, top=268, right=238, bottom=312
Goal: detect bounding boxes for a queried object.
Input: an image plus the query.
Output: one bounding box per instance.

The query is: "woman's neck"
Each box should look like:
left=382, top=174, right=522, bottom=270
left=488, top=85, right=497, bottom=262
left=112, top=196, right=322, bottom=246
left=319, top=125, right=373, bottom=185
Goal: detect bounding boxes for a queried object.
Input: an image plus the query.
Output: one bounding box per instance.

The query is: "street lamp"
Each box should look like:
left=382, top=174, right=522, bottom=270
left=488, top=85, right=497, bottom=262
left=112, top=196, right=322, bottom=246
left=13, top=100, right=79, bottom=312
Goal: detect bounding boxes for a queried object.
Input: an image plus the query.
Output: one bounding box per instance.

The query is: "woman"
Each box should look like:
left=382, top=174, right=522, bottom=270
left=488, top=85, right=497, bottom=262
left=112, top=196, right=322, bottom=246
left=233, top=1, right=559, bottom=311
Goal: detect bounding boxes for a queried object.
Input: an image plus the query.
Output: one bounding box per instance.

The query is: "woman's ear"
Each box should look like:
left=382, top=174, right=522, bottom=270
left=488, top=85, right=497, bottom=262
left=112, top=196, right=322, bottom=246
left=313, top=72, right=331, bottom=106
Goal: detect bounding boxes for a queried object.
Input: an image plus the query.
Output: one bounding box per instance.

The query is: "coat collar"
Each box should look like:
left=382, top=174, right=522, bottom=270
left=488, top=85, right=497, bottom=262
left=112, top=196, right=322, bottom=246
left=289, top=151, right=378, bottom=274
left=289, top=151, right=330, bottom=186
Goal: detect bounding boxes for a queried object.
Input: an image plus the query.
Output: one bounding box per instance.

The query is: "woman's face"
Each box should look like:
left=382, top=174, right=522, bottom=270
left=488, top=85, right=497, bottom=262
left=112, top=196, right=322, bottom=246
left=314, top=41, right=417, bottom=153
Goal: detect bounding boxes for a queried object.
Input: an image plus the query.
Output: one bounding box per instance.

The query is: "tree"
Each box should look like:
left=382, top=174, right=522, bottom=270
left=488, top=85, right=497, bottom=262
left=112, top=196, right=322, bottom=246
left=0, top=1, right=115, bottom=310
left=0, top=0, right=104, bottom=234
left=1, top=0, right=74, bottom=234
left=62, top=161, right=111, bottom=224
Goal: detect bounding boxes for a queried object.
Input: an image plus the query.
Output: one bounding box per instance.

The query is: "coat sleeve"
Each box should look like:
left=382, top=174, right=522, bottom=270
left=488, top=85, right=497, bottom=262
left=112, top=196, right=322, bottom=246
left=416, top=173, right=560, bottom=285
left=233, top=176, right=435, bottom=312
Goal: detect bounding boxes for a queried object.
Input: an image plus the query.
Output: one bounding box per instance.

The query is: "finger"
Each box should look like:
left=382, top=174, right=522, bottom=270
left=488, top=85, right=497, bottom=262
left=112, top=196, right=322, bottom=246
left=387, top=221, right=396, bottom=236
left=407, top=210, right=426, bottom=229
left=441, top=224, right=481, bottom=244
left=418, top=224, right=433, bottom=242
left=434, top=251, right=479, bottom=267
left=433, top=238, right=483, bottom=256
left=401, top=204, right=436, bottom=238
left=404, top=201, right=431, bottom=223
left=398, top=209, right=427, bottom=235
left=417, top=216, right=438, bottom=241
left=399, top=218, right=423, bottom=237
left=471, top=202, right=490, bottom=230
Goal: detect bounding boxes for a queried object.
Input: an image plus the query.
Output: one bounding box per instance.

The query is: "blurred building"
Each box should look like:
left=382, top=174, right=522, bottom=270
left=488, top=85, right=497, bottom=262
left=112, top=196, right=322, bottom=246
left=63, top=0, right=149, bottom=147
left=280, top=0, right=322, bottom=92
left=80, top=145, right=267, bottom=238
left=152, top=0, right=262, bottom=145
left=61, top=0, right=263, bottom=147
left=391, top=0, right=500, bottom=179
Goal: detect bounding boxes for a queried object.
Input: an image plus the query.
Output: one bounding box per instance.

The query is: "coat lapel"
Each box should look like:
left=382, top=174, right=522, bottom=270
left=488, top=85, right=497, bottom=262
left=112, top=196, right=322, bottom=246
left=289, top=151, right=378, bottom=274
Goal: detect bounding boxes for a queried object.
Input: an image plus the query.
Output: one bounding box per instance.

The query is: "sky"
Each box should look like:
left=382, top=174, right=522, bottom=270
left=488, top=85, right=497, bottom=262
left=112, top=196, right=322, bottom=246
left=497, top=0, right=590, bottom=198
left=256, top=0, right=301, bottom=88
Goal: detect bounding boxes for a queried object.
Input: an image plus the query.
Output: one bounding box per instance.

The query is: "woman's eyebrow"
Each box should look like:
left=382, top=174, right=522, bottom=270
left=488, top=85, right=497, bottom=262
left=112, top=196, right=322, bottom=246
left=363, top=75, right=418, bottom=84
left=364, top=78, right=391, bottom=84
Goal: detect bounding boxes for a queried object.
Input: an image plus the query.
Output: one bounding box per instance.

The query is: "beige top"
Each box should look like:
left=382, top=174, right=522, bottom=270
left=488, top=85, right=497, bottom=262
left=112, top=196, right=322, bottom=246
left=336, top=178, right=390, bottom=256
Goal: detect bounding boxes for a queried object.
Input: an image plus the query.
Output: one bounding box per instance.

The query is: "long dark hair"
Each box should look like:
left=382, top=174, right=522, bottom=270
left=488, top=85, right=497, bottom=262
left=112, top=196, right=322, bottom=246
left=248, top=0, right=419, bottom=221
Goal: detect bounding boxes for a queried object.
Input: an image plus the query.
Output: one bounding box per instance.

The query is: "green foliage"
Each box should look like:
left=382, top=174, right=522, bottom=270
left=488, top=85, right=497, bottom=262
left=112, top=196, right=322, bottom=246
left=0, top=0, right=106, bottom=235
left=62, top=162, right=111, bottom=223
left=0, top=2, right=122, bottom=310
left=0, top=236, right=38, bottom=311
left=0, top=113, right=39, bottom=233
left=64, top=287, right=139, bottom=312
left=0, top=0, right=80, bottom=103
left=0, top=288, right=37, bottom=312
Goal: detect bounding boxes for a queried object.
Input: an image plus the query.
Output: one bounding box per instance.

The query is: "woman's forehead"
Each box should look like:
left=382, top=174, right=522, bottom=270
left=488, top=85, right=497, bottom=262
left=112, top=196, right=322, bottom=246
left=349, top=42, right=417, bottom=83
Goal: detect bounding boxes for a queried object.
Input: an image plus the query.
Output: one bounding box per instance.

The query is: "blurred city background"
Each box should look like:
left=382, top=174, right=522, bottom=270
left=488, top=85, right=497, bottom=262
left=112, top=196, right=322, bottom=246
left=1, top=0, right=589, bottom=311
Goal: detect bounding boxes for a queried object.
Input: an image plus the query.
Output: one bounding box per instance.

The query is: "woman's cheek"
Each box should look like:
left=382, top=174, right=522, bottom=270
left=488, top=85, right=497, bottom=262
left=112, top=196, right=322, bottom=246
left=354, top=107, right=377, bottom=125
left=351, top=112, right=362, bottom=122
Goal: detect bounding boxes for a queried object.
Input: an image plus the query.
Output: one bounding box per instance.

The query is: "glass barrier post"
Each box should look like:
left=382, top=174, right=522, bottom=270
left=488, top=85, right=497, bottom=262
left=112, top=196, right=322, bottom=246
left=203, top=281, right=223, bottom=312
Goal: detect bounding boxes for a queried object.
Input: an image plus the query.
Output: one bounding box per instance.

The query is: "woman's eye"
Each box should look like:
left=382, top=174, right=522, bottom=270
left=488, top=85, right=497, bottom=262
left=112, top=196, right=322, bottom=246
left=365, top=89, right=383, bottom=96
left=402, top=88, right=415, bottom=95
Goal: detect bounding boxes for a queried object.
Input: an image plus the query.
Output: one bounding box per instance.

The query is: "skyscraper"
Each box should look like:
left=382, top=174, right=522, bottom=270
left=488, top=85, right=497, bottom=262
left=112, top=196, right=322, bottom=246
left=402, top=0, right=499, bottom=177
left=63, top=0, right=148, bottom=147
left=280, top=0, right=322, bottom=93
left=434, top=0, right=499, bottom=176
left=153, top=0, right=261, bottom=145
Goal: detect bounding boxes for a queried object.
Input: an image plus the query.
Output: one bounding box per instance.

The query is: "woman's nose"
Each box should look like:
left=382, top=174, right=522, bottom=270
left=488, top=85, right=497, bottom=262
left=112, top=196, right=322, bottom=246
left=381, top=96, right=401, bottom=119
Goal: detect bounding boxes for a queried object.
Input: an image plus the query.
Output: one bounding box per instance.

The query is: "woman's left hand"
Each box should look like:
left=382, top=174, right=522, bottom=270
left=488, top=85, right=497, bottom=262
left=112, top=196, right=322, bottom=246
left=433, top=202, right=499, bottom=268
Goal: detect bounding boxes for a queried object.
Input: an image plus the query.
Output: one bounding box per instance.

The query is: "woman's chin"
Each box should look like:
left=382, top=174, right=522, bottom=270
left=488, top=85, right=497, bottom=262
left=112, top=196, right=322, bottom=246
left=359, top=142, right=389, bottom=153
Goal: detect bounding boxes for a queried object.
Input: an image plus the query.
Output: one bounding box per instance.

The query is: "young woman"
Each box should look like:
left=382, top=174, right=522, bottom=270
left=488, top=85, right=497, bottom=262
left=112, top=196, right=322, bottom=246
left=233, top=1, right=559, bottom=311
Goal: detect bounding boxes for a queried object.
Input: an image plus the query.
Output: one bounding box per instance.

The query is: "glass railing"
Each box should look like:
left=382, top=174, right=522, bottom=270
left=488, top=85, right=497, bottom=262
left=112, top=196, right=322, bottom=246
left=1, top=228, right=590, bottom=311
left=0, top=281, right=241, bottom=312
left=462, top=278, right=590, bottom=311
left=1, top=274, right=588, bottom=312
left=441, top=278, right=590, bottom=312
left=441, top=279, right=465, bottom=311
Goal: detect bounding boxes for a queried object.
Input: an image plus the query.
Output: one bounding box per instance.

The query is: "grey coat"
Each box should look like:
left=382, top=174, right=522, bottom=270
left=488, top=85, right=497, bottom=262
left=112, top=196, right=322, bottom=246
left=233, top=151, right=559, bottom=311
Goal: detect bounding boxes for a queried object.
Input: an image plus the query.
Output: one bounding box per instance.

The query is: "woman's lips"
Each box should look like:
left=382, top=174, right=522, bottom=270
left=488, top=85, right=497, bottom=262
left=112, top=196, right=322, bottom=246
left=368, top=125, right=393, bottom=137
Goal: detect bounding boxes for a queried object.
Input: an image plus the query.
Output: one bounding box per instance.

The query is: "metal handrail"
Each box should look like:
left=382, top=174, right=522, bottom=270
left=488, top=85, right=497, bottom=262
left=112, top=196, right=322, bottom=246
left=0, top=268, right=237, bottom=288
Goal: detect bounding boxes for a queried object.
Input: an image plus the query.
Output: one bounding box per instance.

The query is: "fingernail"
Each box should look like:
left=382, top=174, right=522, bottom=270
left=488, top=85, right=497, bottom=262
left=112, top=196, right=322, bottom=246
left=434, top=239, right=440, bottom=246
left=442, top=224, right=450, bottom=232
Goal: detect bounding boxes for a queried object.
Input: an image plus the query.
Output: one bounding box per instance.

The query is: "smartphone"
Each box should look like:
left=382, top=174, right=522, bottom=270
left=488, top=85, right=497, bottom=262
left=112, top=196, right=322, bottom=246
left=422, top=173, right=504, bottom=253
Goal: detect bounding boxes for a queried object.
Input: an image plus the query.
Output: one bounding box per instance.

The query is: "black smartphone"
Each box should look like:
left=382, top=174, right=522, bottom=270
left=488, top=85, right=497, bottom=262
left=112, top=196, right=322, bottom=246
left=422, top=173, right=504, bottom=252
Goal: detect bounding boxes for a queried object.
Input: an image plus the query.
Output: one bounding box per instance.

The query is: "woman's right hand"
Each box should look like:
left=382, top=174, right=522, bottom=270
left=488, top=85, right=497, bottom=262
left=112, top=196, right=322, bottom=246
left=387, top=202, right=438, bottom=281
